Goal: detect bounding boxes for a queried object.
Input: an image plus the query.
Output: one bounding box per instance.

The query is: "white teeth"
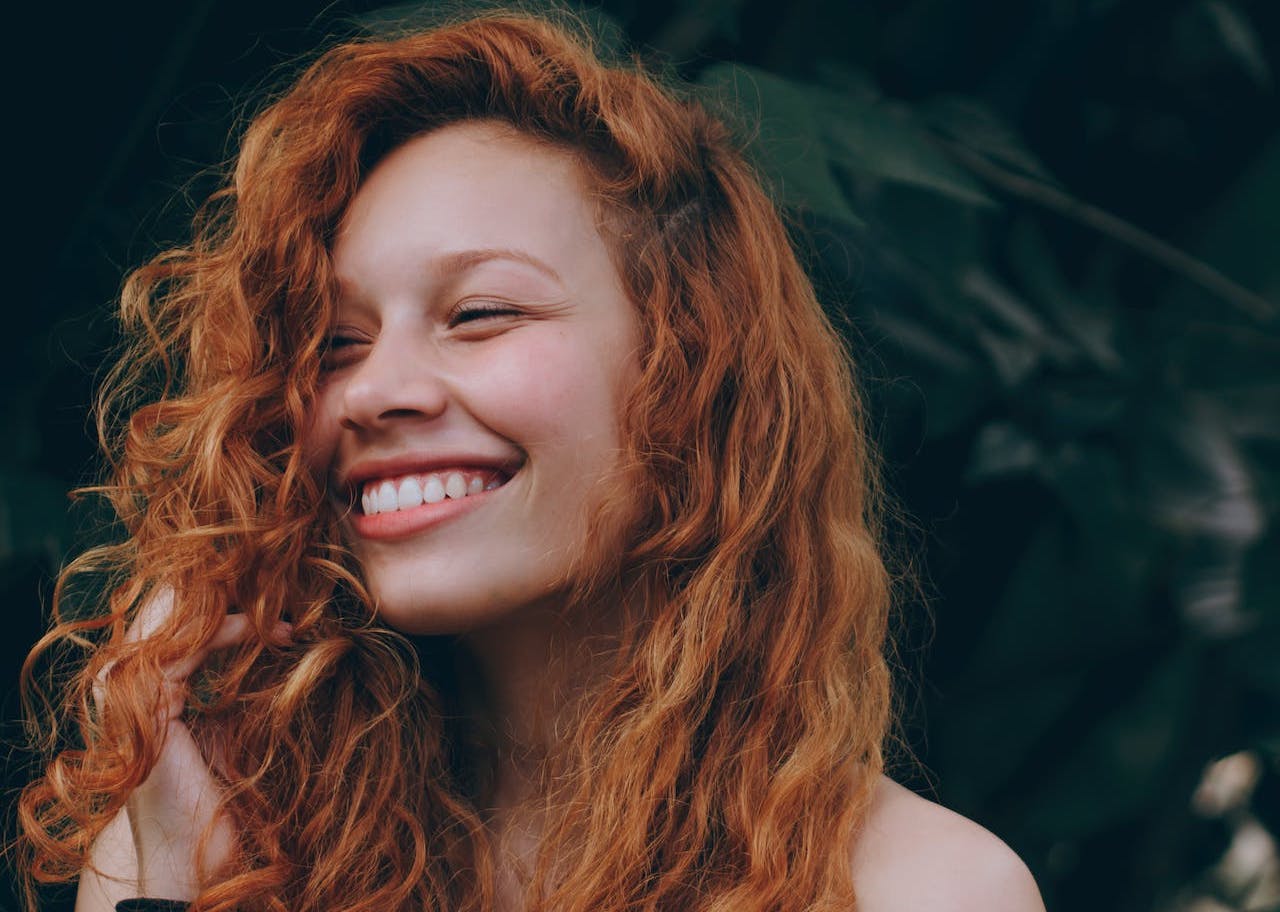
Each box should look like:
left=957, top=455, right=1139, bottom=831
left=377, top=481, right=398, bottom=514
left=397, top=477, right=424, bottom=511
left=360, top=470, right=507, bottom=514
left=422, top=474, right=446, bottom=504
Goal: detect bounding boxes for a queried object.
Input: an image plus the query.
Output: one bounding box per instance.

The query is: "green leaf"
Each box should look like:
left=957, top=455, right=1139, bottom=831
left=869, top=183, right=986, bottom=281
left=1037, top=380, right=1127, bottom=439
left=963, top=508, right=1151, bottom=680
left=355, top=1, right=629, bottom=61
left=1017, top=645, right=1200, bottom=841
left=869, top=309, right=976, bottom=375
left=960, top=268, right=1051, bottom=341
left=1168, top=136, right=1280, bottom=311
left=1216, top=384, right=1280, bottom=442
left=818, top=92, right=997, bottom=208
left=959, top=267, right=1080, bottom=388
left=864, top=307, right=991, bottom=438
left=973, top=326, right=1039, bottom=388
left=937, top=669, right=1090, bottom=811
left=1223, top=526, right=1280, bottom=697
left=1202, top=1, right=1273, bottom=88
left=1007, top=221, right=1122, bottom=372
left=648, top=0, right=747, bottom=58
left=921, top=95, right=1057, bottom=183
left=965, top=421, right=1042, bottom=483
left=697, top=64, right=863, bottom=227
left=1136, top=400, right=1264, bottom=545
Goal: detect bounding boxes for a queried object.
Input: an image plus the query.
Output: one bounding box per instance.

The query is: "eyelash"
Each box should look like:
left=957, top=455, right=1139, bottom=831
left=448, top=300, right=520, bottom=326
left=319, top=334, right=363, bottom=371
left=321, top=301, right=517, bottom=365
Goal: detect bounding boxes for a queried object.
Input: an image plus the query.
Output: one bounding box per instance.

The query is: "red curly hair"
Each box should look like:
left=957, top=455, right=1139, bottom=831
left=18, top=12, right=893, bottom=912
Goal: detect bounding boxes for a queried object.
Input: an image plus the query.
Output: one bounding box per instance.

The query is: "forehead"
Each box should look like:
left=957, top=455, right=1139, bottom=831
left=332, top=121, right=605, bottom=281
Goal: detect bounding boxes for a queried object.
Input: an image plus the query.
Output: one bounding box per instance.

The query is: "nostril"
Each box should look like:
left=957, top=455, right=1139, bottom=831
left=334, top=355, right=451, bottom=429
left=379, top=407, right=431, bottom=421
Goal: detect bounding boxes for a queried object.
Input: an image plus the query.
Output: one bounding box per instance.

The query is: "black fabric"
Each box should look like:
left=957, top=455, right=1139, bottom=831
left=115, top=901, right=189, bottom=911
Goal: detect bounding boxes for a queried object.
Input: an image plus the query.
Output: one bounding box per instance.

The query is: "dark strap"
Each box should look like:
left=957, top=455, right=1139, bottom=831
left=116, top=901, right=190, bottom=911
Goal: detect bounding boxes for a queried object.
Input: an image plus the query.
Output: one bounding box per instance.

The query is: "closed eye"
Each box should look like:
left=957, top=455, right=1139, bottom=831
left=320, top=334, right=367, bottom=370
left=448, top=301, right=521, bottom=327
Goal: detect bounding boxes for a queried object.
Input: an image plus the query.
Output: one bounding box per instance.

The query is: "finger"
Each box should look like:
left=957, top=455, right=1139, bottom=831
left=94, top=587, right=178, bottom=713
left=150, top=615, right=283, bottom=724
left=94, top=610, right=241, bottom=711
left=98, top=597, right=292, bottom=716
left=124, top=586, right=177, bottom=644
left=162, top=613, right=285, bottom=682
left=207, top=614, right=293, bottom=651
left=206, top=613, right=257, bottom=652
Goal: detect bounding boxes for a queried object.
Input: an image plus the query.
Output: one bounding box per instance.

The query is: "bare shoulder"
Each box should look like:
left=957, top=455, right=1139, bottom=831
left=851, top=775, right=1047, bottom=912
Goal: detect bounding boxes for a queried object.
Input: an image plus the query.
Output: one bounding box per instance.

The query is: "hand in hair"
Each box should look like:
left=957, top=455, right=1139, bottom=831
left=78, top=590, right=292, bottom=909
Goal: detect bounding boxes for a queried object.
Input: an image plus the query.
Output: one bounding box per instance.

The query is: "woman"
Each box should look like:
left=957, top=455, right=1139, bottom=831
left=19, top=13, right=1046, bottom=912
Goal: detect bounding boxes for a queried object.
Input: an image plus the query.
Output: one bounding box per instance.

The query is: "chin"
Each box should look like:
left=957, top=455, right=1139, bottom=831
left=364, top=575, right=563, bottom=636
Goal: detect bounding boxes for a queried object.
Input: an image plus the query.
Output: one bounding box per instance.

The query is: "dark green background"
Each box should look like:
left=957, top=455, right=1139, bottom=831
left=4, top=2, right=1277, bottom=910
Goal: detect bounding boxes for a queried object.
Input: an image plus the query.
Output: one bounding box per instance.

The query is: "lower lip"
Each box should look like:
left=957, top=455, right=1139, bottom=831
left=348, top=486, right=502, bottom=541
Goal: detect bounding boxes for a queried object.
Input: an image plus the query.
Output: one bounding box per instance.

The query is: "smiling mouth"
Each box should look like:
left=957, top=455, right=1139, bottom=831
left=357, top=467, right=511, bottom=515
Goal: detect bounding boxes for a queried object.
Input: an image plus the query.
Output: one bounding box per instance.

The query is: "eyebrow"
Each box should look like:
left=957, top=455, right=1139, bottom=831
left=433, top=247, right=564, bottom=285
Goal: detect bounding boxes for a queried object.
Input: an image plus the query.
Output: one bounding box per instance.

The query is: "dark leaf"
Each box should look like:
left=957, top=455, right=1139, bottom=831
left=921, top=95, right=1057, bottom=183
left=356, top=1, right=630, bottom=61
left=1007, top=221, right=1123, bottom=373
left=966, top=421, right=1042, bottom=483
left=937, top=669, right=1091, bottom=811
left=1015, top=646, right=1200, bottom=842
left=973, top=326, right=1039, bottom=388
left=1215, top=385, right=1280, bottom=442
left=1137, top=399, right=1264, bottom=545
left=819, top=92, right=997, bottom=208
left=1167, top=137, right=1280, bottom=312
left=961, top=508, right=1151, bottom=682
left=868, top=183, right=987, bottom=282
left=1225, top=526, right=1280, bottom=697
left=1202, top=0, right=1273, bottom=88
left=697, top=64, right=863, bottom=227
left=648, top=0, right=746, bottom=58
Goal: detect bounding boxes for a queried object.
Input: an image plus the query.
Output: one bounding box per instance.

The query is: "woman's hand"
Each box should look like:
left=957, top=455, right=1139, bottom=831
left=77, top=589, right=290, bottom=909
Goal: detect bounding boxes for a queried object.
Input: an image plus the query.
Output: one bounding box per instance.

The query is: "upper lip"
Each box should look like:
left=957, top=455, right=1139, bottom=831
left=337, top=451, right=524, bottom=496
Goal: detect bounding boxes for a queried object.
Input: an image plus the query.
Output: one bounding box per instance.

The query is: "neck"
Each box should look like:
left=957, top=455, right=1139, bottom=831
left=458, top=591, right=625, bottom=813
left=449, top=588, right=637, bottom=912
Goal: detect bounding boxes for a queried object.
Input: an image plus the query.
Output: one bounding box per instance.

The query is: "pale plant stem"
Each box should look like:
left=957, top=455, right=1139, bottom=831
left=939, top=137, right=1277, bottom=322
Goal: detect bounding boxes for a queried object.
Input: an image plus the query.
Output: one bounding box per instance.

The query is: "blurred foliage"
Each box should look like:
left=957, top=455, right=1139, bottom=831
left=4, top=1, right=1279, bottom=911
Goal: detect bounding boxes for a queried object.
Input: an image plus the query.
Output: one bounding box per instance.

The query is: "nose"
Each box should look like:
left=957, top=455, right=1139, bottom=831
left=337, top=334, right=449, bottom=431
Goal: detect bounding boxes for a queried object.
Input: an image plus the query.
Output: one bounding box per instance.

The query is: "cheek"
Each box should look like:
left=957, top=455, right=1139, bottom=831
left=297, top=388, right=343, bottom=481
left=474, top=327, right=570, bottom=401
left=478, top=332, right=631, bottom=459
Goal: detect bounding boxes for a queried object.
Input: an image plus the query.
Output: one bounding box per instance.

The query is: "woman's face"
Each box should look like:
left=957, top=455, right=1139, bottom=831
left=303, top=120, right=641, bottom=634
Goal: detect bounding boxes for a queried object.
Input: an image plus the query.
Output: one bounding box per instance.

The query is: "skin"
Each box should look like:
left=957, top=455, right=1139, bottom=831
left=75, top=121, right=1046, bottom=912
left=307, top=120, right=642, bottom=641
